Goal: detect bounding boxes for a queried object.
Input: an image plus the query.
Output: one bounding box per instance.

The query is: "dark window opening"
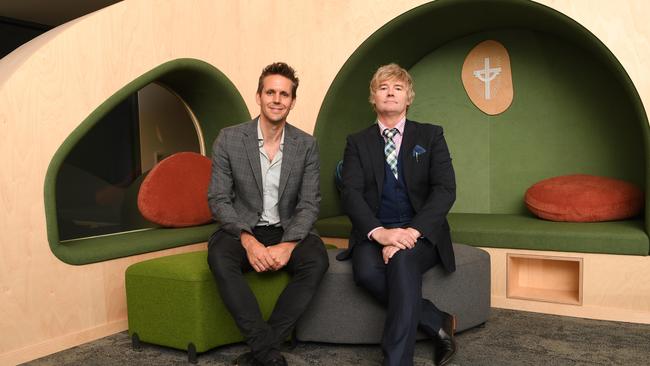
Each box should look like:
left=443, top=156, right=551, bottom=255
left=56, top=83, right=202, bottom=240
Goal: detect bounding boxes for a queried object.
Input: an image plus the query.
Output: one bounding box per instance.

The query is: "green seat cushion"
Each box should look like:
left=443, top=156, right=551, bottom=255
left=53, top=223, right=217, bottom=265
left=126, top=250, right=290, bottom=353
left=316, top=216, right=352, bottom=238
left=449, top=213, right=648, bottom=256
left=314, top=213, right=649, bottom=256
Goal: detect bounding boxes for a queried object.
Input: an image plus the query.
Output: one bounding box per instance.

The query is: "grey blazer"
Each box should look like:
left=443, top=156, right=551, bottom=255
left=208, top=118, right=321, bottom=243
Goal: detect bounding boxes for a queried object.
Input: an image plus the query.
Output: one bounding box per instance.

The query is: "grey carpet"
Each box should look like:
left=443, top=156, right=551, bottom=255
left=23, top=309, right=650, bottom=366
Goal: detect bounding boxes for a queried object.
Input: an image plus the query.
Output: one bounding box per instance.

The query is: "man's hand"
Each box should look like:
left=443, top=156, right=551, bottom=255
left=241, top=232, right=275, bottom=272
left=405, top=227, right=421, bottom=241
left=371, top=228, right=417, bottom=249
left=382, top=245, right=401, bottom=264
left=267, top=242, right=297, bottom=270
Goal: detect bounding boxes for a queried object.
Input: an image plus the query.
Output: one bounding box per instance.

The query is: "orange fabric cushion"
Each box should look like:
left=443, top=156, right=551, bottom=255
left=138, top=152, right=213, bottom=227
left=525, top=174, right=644, bottom=222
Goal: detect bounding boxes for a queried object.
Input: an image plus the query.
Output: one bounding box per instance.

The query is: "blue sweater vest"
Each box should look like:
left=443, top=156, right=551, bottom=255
left=377, top=151, right=415, bottom=227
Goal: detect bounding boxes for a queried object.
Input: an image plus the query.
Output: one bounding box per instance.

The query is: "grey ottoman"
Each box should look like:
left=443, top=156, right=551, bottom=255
left=295, top=244, right=490, bottom=343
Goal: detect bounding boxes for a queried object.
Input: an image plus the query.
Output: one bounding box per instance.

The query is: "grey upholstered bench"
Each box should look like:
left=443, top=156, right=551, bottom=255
left=295, top=244, right=490, bottom=343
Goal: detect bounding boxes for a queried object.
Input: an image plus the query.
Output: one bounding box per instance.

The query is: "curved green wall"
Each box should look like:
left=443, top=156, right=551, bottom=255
left=314, top=0, right=649, bottom=229
left=408, top=29, right=644, bottom=214
left=44, top=58, right=250, bottom=265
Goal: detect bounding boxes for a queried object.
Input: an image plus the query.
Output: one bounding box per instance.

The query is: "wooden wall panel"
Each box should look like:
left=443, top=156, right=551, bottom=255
left=0, top=0, right=649, bottom=364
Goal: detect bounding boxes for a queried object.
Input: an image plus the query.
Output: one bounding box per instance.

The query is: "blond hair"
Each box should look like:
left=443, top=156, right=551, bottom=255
left=368, top=63, right=415, bottom=106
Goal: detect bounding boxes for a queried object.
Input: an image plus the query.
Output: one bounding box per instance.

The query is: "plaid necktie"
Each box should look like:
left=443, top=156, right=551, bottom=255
left=383, top=128, right=399, bottom=179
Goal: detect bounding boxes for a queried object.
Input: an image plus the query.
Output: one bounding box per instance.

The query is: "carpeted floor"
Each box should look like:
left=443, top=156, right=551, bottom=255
left=23, top=308, right=650, bottom=365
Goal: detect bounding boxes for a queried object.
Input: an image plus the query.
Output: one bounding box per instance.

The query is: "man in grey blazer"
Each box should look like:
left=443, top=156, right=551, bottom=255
left=207, top=62, right=328, bottom=366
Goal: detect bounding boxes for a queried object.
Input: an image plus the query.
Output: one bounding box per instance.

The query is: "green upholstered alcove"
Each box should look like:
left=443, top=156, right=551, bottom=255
left=45, top=59, right=250, bottom=265
left=314, top=0, right=650, bottom=255
left=409, top=29, right=644, bottom=214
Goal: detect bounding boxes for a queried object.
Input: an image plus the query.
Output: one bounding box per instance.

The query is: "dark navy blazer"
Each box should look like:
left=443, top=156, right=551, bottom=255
left=339, top=120, right=457, bottom=273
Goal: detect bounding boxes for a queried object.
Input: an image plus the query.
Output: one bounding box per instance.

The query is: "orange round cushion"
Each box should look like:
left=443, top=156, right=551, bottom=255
left=525, top=174, right=644, bottom=222
left=138, top=152, right=213, bottom=227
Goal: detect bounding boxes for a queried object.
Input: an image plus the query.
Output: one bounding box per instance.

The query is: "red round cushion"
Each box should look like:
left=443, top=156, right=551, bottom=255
left=138, top=152, right=213, bottom=227
left=525, top=174, right=644, bottom=222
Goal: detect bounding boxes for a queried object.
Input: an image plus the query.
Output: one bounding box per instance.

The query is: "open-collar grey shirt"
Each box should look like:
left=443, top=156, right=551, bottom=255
left=257, top=120, right=285, bottom=226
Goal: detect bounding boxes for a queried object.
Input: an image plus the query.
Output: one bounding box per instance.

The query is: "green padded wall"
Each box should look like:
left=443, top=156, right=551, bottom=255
left=408, top=29, right=644, bottom=214
left=45, top=58, right=250, bottom=265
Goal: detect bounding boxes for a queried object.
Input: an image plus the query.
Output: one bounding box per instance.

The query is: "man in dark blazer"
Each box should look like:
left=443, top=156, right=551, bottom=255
left=339, top=63, right=457, bottom=366
left=207, top=62, right=328, bottom=366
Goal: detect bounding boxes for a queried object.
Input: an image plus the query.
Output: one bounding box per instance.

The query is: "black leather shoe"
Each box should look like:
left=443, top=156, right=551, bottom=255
left=232, top=352, right=262, bottom=366
left=433, top=312, right=457, bottom=366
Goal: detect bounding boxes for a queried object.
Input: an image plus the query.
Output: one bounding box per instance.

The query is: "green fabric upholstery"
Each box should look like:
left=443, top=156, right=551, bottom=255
left=126, top=250, right=290, bottom=353
left=448, top=214, right=648, bottom=256
left=316, top=216, right=353, bottom=239
left=55, top=223, right=216, bottom=265
left=315, top=214, right=649, bottom=256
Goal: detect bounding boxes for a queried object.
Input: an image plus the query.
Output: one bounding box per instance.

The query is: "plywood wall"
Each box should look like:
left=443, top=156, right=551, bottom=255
left=1, top=0, right=648, bottom=364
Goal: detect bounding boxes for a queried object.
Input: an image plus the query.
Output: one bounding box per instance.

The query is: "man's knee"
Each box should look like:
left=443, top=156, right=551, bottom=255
left=297, top=244, right=329, bottom=281
left=387, top=249, right=420, bottom=274
left=294, top=235, right=329, bottom=272
left=207, top=231, right=243, bottom=280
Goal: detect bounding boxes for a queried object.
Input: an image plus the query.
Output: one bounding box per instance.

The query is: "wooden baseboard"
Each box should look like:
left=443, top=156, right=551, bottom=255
left=492, top=295, right=650, bottom=324
left=0, top=319, right=128, bottom=366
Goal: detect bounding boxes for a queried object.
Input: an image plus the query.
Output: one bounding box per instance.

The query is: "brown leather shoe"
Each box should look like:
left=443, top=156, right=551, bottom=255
left=433, top=312, right=457, bottom=366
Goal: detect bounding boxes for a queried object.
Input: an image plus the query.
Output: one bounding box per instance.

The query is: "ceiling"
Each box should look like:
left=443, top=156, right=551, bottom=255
left=0, top=0, right=121, bottom=27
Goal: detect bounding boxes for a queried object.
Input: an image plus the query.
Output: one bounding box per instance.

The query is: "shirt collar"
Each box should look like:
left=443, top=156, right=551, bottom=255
left=257, top=119, right=285, bottom=151
left=377, top=117, right=406, bottom=136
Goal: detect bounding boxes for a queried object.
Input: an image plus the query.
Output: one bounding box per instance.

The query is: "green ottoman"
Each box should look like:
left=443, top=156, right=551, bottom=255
left=125, top=250, right=290, bottom=363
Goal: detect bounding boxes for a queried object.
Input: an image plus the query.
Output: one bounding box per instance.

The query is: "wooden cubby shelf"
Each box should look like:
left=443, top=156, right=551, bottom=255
left=506, top=253, right=583, bottom=305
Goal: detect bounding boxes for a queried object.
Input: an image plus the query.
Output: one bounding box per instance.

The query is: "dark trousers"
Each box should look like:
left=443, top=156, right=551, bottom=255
left=207, top=227, right=328, bottom=362
left=352, top=238, right=443, bottom=366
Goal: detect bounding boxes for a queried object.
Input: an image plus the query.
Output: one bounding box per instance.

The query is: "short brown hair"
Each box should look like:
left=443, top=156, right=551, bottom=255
left=257, top=62, right=299, bottom=99
left=368, top=63, right=415, bottom=105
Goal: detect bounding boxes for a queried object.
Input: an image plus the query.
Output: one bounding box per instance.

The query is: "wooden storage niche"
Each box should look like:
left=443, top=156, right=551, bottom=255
left=507, top=254, right=583, bottom=305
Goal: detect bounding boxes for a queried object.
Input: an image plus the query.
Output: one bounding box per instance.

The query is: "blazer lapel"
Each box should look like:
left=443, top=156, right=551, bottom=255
left=278, top=124, right=295, bottom=200
left=366, top=125, right=385, bottom=198
left=401, top=120, right=417, bottom=189
left=243, top=119, right=264, bottom=198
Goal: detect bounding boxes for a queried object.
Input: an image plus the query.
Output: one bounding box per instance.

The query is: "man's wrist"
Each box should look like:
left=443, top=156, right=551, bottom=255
left=368, top=227, right=383, bottom=241
left=277, top=241, right=297, bottom=249
left=240, top=231, right=256, bottom=250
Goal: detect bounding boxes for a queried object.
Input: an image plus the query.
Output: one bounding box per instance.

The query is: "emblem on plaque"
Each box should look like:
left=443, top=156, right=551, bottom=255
left=462, top=40, right=513, bottom=115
